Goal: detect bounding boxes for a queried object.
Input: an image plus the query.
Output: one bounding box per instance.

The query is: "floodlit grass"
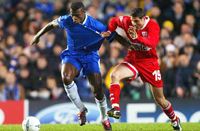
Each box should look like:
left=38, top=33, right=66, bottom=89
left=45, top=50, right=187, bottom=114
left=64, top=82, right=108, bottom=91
left=0, top=123, right=199, bottom=131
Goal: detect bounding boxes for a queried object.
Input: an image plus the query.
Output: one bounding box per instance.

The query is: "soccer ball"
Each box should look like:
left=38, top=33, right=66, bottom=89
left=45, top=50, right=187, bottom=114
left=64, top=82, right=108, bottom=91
left=22, top=116, right=40, bottom=131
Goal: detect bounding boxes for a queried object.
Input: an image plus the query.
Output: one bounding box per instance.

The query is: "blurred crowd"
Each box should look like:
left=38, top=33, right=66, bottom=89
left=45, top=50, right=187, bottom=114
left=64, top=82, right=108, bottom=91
left=0, top=0, right=199, bottom=101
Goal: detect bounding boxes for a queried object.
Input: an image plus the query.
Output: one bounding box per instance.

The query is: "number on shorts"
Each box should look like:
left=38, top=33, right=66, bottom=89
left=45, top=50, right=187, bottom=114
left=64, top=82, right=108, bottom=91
left=152, top=70, right=161, bottom=81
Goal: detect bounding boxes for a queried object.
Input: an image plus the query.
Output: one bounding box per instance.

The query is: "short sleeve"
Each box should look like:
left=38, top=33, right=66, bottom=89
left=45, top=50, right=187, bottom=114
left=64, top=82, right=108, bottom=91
left=90, top=17, right=107, bottom=33
left=95, top=21, right=107, bottom=32
left=55, top=15, right=70, bottom=29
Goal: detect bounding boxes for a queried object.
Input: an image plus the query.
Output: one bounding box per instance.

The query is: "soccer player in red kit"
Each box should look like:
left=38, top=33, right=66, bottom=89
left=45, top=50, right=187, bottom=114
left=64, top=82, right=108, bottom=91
left=101, top=8, right=182, bottom=131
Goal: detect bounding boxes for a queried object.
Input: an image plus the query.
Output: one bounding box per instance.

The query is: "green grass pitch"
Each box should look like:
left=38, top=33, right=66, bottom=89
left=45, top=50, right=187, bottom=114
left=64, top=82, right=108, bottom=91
left=0, top=123, right=199, bottom=131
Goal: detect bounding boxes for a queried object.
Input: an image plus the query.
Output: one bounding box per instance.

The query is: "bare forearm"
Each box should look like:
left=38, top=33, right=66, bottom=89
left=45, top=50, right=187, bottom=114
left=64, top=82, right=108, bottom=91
left=36, top=22, right=57, bottom=38
left=31, top=21, right=58, bottom=45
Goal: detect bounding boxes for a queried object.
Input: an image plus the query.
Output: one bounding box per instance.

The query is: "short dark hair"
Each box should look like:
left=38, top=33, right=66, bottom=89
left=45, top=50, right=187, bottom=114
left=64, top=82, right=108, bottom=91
left=131, top=8, right=145, bottom=18
left=70, top=2, right=85, bottom=11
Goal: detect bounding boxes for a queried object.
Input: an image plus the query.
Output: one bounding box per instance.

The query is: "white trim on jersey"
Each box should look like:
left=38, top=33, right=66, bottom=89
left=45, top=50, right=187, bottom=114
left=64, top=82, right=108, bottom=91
left=141, top=16, right=150, bottom=30
left=122, top=62, right=139, bottom=79
left=119, top=16, right=123, bottom=22
left=82, top=14, right=88, bottom=25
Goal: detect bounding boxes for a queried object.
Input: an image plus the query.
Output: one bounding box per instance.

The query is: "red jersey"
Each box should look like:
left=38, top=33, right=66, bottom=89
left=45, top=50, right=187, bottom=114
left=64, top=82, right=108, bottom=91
left=108, top=16, right=160, bottom=62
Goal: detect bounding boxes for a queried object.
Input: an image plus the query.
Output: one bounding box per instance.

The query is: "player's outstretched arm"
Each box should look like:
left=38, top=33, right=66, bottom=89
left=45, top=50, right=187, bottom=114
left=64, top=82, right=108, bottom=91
left=114, top=33, right=132, bottom=48
left=30, top=21, right=59, bottom=45
left=101, top=31, right=132, bottom=48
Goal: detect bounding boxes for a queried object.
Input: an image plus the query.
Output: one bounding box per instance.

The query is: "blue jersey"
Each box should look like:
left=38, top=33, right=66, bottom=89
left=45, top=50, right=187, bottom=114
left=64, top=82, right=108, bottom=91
left=56, top=14, right=115, bottom=54
left=56, top=14, right=115, bottom=76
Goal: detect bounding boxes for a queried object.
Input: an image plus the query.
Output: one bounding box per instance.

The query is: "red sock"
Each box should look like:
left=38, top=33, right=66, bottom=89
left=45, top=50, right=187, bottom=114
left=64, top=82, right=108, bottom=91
left=109, top=83, right=120, bottom=110
left=162, top=101, right=176, bottom=121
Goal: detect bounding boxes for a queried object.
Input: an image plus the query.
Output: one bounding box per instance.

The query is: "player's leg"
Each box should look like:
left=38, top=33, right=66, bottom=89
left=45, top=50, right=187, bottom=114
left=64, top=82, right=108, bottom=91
left=61, top=62, right=87, bottom=126
left=150, top=85, right=182, bottom=130
left=135, top=60, right=181, bottom=130
left=84, top=53, right=111, bottom=130
left=88, top=74, right=112, bottom=131
left=108, top=62, right=138, bottom=119
left=87, top=73, right=107, bottom=117
left=87, top=73, right=112, bottom=130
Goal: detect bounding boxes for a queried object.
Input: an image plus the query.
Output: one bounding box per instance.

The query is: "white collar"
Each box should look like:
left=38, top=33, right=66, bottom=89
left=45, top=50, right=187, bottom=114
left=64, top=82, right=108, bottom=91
left=82, top=14, right=88, bottom=25
left=140, top=16, right=150, bottom=30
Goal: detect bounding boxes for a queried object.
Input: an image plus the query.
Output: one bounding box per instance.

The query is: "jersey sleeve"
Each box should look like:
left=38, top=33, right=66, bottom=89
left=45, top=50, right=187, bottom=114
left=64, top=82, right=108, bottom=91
left=108, top=16, right=124, bottom=32
left=137, top=20, right=160, bottom=48
left=91, top=18, right=116, bottom=42
left=55, top=15, right=70, bottom=29
left=92, top=18, right=107, bottom=33
left=93, top=21, right=117, bottom=42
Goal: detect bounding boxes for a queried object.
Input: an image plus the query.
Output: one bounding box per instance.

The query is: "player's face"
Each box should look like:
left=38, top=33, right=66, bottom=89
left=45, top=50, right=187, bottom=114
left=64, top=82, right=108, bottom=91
left=131, top=17, right=145, bottom=30
left=70, top=8, right=85, bottom=24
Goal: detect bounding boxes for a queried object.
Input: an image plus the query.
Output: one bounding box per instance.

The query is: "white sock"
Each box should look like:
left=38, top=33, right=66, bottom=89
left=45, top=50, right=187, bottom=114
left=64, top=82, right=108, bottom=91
left=95, top=95, right=108, bottom=121
left=64, top=81, right=85, bottom=112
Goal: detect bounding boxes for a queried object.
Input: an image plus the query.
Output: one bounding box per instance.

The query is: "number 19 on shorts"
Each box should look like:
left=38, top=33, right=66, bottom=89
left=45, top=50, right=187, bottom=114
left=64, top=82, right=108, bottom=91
left=152, top=70, right=161, bottom=81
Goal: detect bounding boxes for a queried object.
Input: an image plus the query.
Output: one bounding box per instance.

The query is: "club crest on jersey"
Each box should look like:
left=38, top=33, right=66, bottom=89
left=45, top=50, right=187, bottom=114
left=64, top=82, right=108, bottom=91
left=142, top=31, right=148, bottom=37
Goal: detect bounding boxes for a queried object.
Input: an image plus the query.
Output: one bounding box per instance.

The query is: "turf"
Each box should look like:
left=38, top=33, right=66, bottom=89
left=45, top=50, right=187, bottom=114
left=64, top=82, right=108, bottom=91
left=0, top=123, right=199, bottom=131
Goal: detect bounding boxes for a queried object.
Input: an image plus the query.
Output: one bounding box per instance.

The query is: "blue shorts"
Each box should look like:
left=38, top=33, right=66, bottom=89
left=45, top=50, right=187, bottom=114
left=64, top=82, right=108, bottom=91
left=60, top=50, right=100, bottom=76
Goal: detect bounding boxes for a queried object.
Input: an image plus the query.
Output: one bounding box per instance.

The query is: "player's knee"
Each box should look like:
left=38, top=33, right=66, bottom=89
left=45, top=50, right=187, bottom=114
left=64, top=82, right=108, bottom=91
left=93, top=83, right=104, bottom=100
left=111, top=72, right=120, bottom=82
left=94, top=90, right=104, bottom=100
left=62, top=75, right=73, bottom=85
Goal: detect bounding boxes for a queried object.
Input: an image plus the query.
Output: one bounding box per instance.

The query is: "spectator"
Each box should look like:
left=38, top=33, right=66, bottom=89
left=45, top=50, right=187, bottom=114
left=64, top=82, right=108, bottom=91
left=175, top=54, right=193, bottom=98
left=53, top=0, right=66, bottom=16
left=148, top=5, right=162, bottom=26
left=0, top=72, right=24, bottom=101
left=144, top=0, right=154, bottom=13
left=87, top=5, right=99, bottom=19
left=125, top=0, right=138, bottom=14
left=0, top=17, right=4, bottom=29
left=105, top=40, right=125, bottom=68
left=46, top=76, right=63, bottom=100
left=32, top=55, right=49, bottom=89
left=17, top=54, right=29, bottom=69
left=165, top=1, right=185, bottom=34
left=162, top=20, right=175, bottom=39
left=162, top=44, right=178, bottom=97
left=35, top=0, right=54, bottom=16
left=18, top=68, right=32, bottom=90
left=183, top=44, right=200, bottom=69
left=0, top=65, right=7, bottom=83
left=190, top=61, right=200, bottom=99
left=174, top=26, right=197, bottom=49
left=185, top=14, right=198, bottom=36
left=190, top=0, right=200, bottom=23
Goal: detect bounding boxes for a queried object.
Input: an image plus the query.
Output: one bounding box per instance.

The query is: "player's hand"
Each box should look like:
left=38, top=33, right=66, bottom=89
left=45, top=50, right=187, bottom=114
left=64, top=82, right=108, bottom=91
left=101, top=31, right=111, bottom=38
left=128, top=26, right=138, bottom=40
left=129, top=44, right=135, bottom=50
left=132, top=30, right=138, bottom=39
left=30, top=35, right=40, bottom=45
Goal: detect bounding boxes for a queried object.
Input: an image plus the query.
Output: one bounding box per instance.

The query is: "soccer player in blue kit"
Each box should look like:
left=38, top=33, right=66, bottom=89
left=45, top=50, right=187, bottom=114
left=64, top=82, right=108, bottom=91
left=31, top=2, right=131, bottom=131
